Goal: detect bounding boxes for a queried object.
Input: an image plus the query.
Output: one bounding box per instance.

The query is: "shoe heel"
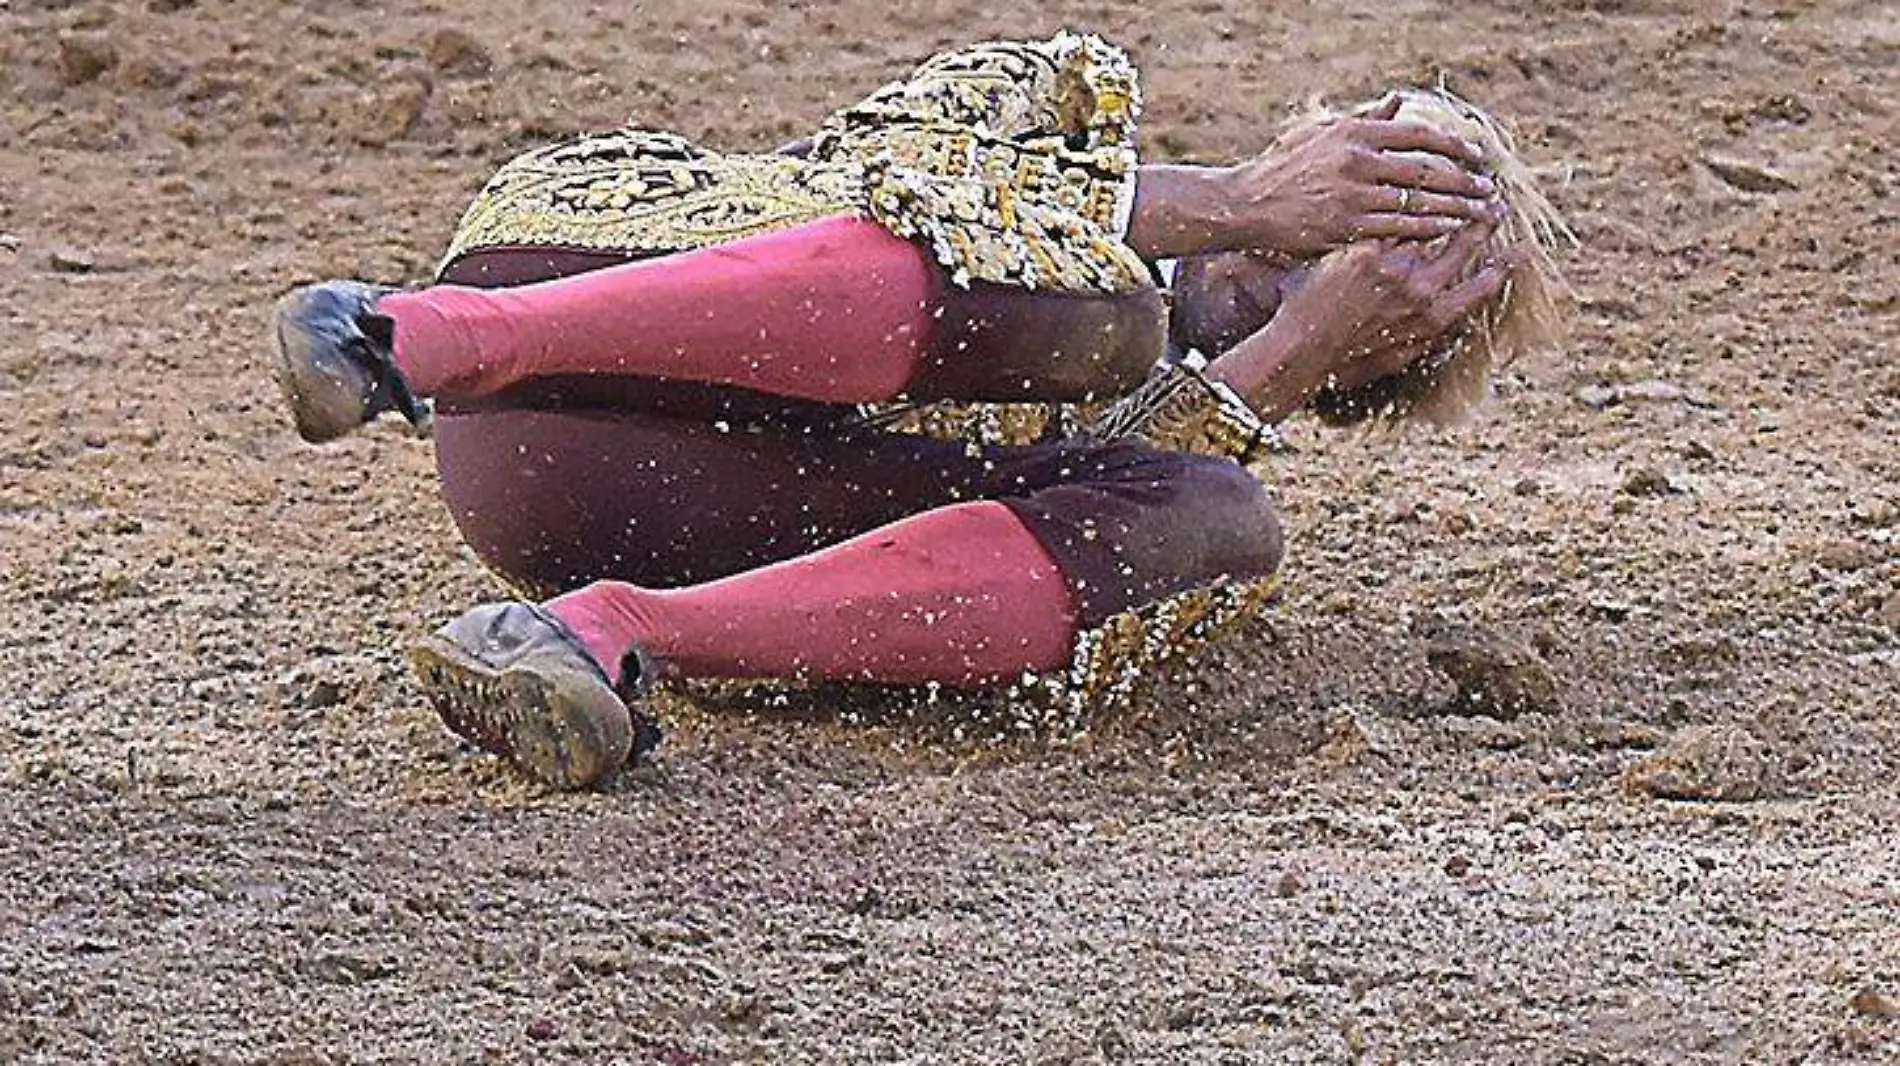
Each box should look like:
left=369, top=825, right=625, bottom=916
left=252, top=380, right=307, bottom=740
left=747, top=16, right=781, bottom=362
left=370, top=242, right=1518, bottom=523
left=408, top=639, right=632, bottom=791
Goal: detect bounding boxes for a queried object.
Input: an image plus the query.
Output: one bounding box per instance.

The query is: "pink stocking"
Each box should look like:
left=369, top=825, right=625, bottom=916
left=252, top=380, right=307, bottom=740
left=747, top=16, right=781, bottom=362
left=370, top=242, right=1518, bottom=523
left=543, top=501, right=1078, bottom=687
left=381, top=215, right=940, bottom=403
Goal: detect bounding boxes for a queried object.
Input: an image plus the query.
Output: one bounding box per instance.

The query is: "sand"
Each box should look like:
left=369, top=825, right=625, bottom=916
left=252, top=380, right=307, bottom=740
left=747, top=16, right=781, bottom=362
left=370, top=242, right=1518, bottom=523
left=1, top=0, right=1896, bottom=1061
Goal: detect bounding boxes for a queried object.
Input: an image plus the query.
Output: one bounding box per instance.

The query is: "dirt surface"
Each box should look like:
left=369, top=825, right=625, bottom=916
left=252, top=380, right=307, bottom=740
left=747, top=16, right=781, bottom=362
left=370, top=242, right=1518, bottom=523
left=2, top=0, right=1897, bottom=1062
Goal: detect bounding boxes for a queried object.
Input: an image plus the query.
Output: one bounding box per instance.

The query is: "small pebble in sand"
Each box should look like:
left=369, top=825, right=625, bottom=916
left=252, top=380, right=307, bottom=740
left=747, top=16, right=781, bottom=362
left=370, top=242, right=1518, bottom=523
left=1623, top=725, right=1776, bottom=802
left=56, top=34, right=118, bottom=86
left=1620, top=466, right=1681, bottom=498
left=525, top=1017, right=560, bottom=1042
left=1420, top=623, right=1565, bottom=719
left=1850, top=987, right=1900, bottom=1021
left=47, top=248, right=99, bottom=274
left=1702, top=153, right=1800, bottom=193
left=428, top=28, right=494, bottom=77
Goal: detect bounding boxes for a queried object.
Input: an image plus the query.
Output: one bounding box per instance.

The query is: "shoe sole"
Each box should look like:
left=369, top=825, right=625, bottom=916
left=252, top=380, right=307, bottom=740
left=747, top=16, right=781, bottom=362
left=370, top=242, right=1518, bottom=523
left=408, top=637, right=633, bottom=791
left=273, top=289, right=368, bottom=445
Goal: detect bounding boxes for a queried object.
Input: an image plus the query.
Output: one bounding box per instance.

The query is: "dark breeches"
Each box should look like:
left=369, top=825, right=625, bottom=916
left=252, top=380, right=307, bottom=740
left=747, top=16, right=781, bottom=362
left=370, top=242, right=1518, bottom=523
left=432, top=402, right=1282, bottom=626
left=431, top=247, right=1284, bottom=625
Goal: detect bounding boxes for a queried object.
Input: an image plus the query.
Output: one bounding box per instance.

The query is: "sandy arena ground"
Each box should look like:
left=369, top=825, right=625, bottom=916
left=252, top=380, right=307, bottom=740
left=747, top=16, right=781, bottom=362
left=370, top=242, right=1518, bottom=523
left=1, top=0, right=1896, bottom=1062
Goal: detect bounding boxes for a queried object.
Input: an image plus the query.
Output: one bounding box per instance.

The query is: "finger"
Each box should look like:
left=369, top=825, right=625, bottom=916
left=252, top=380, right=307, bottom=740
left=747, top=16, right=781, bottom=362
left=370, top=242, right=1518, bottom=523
left=1367, top=183, right=1502, bottom=223
left=1358, top=119, right=1486, bottom=167
left=1350, top=213, right=1467, bottom=243
left=1430, top=259, right=1513, bottom=327
left=1424, top=213, right=1496, bottom=262
left=1410, top=219, right=1501, bottom=291
left=1365, top=152, right=1499, bottom=201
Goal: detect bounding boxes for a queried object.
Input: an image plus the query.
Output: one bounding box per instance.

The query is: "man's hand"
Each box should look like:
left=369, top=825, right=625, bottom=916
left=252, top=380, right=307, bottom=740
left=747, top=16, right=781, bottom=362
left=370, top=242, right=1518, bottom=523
left=1291, top=220, right=1514, bottom=392
left=1230, top=96, right=1504, bottom=257
left=1126, top=98, right=1503, bottom=261
left=1205, top=220, right=1513, bottom=420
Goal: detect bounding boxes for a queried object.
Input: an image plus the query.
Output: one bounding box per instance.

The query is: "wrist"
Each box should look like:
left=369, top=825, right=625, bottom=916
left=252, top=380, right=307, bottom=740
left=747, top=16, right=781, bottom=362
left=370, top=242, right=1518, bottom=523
left=1127, top=164, right=1243, bottom=260
left=1205, top=304, right=1347, bottom=422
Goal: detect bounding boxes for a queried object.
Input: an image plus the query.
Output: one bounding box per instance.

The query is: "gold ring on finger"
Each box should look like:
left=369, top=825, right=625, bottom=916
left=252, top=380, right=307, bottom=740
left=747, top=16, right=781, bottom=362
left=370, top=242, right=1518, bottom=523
left=1396, top=187, right=1414, bottom=213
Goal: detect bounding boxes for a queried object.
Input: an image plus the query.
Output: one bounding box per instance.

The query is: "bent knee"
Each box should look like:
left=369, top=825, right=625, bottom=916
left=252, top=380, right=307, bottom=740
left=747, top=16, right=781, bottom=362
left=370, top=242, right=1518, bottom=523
left=1175, top=456, right=1285, bottom=581
left=914, top=285, right=1167, bottom=402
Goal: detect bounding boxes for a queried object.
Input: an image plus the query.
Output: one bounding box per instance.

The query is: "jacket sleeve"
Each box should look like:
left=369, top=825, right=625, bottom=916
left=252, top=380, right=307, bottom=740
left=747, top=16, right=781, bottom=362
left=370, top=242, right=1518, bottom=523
left=813, top=33, right=1143, bottom=237
left=810, top=33, right=1153, bottom=295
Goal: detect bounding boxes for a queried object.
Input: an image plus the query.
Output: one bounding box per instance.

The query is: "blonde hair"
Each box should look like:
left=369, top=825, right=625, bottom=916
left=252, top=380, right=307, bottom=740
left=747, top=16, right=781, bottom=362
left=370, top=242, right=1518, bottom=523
left=1303, top=87, right=1575, bottom=427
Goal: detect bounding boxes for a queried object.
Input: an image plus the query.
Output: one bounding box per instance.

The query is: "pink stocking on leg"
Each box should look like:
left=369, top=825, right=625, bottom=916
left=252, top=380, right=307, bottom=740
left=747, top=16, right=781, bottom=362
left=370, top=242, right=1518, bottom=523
left=542, top=502, right=1078, bottom=687
left=380, top=216, right=940, bottom=404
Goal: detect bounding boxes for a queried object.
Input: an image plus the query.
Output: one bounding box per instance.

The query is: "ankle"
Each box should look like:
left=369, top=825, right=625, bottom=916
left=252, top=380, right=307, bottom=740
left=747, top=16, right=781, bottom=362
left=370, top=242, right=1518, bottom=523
left=542, top=583, right=658, bottom=688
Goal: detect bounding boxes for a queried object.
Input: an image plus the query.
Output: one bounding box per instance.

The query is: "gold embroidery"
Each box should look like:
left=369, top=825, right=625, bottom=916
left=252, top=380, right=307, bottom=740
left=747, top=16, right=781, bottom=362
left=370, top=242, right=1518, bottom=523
left=1087, top=360, right=1282, bottom=461
left=853, top=401, right=1078, bottom=447
left=1014, top=572, right=1283, bottom=721
left=440, top=130, right=865, bottom=269
left=677, top=572, right=1283, bottom=730
left=863, top=359, right=1284, bottom=461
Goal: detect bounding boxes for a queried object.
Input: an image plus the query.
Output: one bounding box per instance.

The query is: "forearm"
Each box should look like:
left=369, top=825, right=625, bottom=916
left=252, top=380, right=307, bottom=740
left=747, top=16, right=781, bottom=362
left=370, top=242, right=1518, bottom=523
left=1124, top=165, right=1246, bottom=260
left=1204, top=305, right=1348, bottom=424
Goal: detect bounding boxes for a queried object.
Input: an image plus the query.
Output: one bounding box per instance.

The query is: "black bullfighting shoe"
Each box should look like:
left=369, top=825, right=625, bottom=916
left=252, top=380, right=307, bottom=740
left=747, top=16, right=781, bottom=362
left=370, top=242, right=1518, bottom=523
left=273, top=280, right=431, bottom=443
left=408, top=602, right=664, bottom=791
